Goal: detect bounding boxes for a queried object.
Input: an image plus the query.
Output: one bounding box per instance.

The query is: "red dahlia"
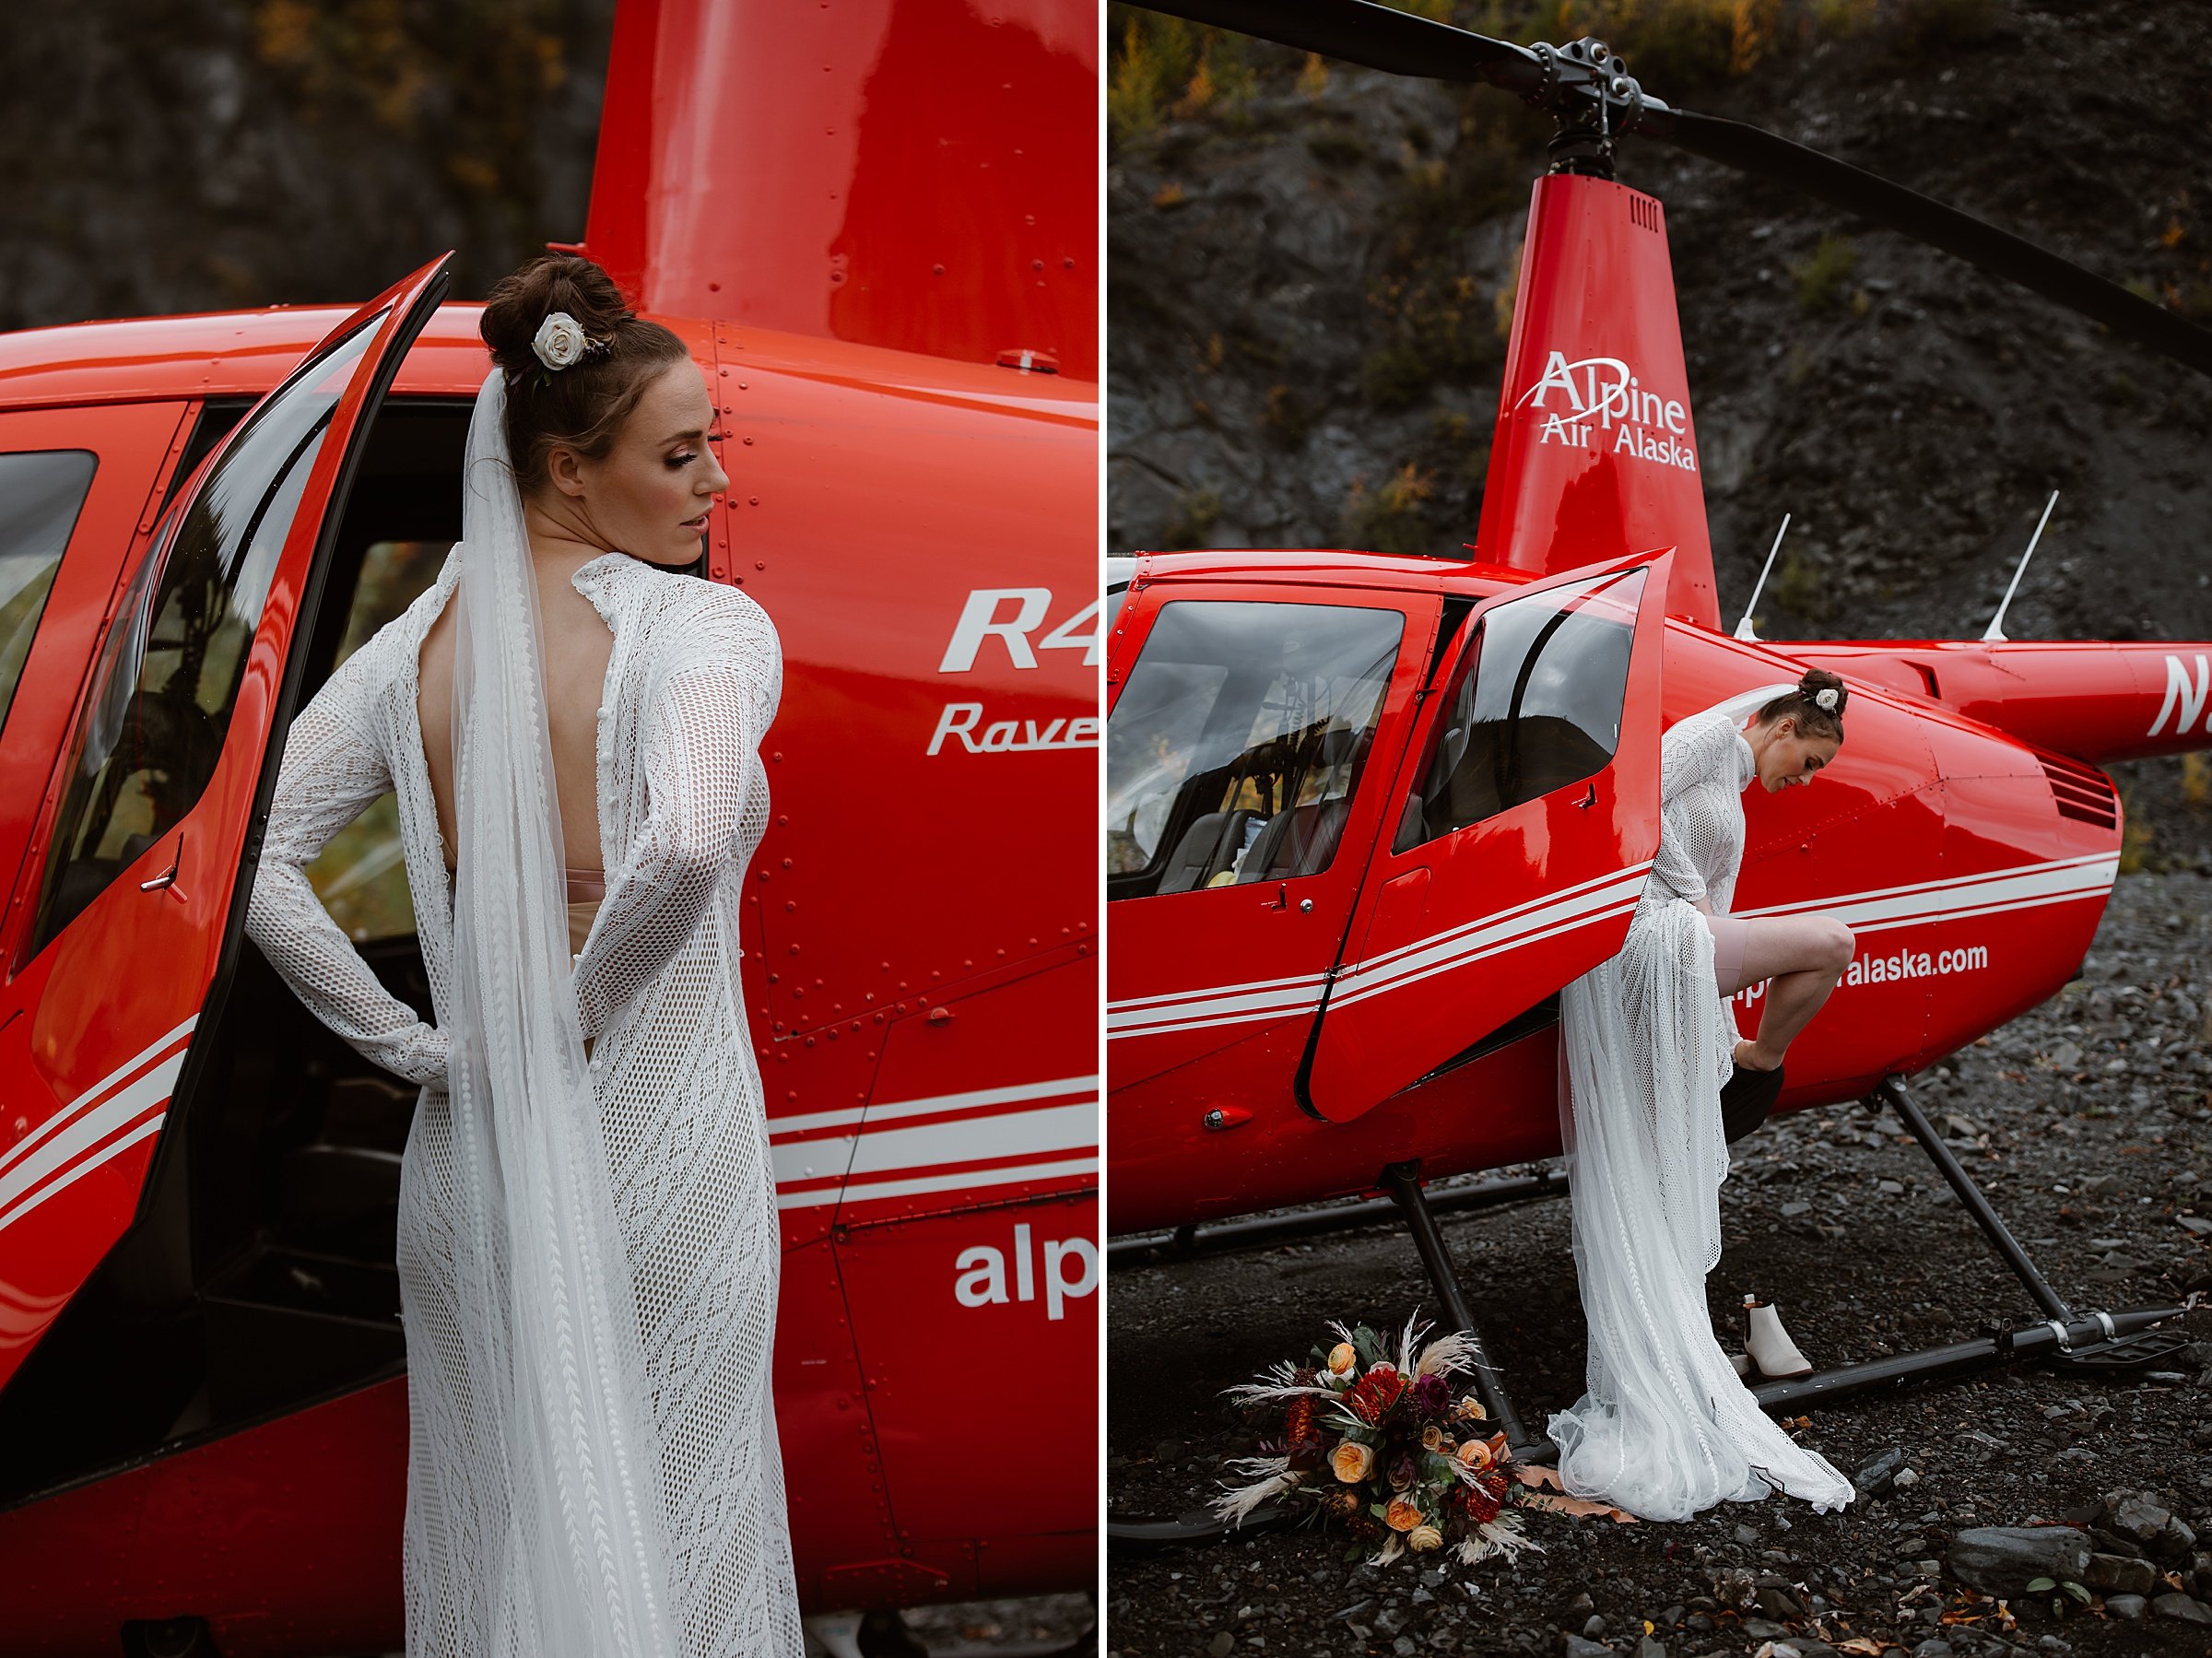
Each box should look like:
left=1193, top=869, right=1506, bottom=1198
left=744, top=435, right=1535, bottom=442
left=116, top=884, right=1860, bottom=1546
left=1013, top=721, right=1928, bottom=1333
left=1462, top=1481, right=1501, bottom=1526
left=1285, top=1396, right=1322, bottom=1471
left=1344, top=1368, right=1406, bottom=1425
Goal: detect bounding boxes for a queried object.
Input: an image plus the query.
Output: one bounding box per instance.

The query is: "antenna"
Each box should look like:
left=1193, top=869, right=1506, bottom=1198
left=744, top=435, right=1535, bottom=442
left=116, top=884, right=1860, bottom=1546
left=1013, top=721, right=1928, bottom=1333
left=1983, top=490, right=2059, bottom=644
left=1733, top=513, right=1790, bottom=641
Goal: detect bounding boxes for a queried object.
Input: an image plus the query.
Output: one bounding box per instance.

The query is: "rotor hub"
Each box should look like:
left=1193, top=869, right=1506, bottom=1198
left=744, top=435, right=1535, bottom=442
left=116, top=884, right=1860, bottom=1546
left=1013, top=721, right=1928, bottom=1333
left=1529, top=36, right=1646, bottom=179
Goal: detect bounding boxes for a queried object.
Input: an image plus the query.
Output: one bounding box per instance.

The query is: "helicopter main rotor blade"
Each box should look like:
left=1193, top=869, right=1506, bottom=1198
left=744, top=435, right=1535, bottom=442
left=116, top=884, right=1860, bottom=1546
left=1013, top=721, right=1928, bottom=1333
left=1130, top=0, right=2212, bottom=381
left=1136, top=0, right=1542, bottom=95
left=1649, top=106, right=2212, bottom=381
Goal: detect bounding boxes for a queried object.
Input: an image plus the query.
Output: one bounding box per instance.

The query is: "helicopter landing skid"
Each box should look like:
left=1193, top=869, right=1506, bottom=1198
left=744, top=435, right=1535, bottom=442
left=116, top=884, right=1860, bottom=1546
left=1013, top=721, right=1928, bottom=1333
left=1103, top=1163, right=1558, bottom=1555
left=1747, top=1074, right=2197, bottom=1410
left=1105, top=1075, right=2200, bottom=1552
left=1104, top=1167, right=1569, bottom=1266
left=1375, top=1159, right=1553, bottom=1465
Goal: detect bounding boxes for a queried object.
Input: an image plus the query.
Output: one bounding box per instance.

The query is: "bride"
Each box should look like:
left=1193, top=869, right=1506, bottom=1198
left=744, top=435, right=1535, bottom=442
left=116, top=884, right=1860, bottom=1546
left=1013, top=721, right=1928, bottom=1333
left=1547, top=668, right=1860, bottom=1523
left=244, top=252, right=804, bottom=1656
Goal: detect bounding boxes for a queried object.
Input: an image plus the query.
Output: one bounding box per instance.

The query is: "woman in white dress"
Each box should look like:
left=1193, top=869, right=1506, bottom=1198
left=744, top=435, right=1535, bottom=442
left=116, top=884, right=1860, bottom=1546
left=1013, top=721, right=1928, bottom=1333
left=1547, top=668, right=1858, bottom=1522
left=243, top=253, right=804, bottom=1657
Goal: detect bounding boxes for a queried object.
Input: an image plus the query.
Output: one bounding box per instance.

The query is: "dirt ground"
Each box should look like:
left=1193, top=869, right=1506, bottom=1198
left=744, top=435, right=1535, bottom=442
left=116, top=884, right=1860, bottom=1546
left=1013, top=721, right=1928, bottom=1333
left=1106, top=868, right=2212, bottom=1657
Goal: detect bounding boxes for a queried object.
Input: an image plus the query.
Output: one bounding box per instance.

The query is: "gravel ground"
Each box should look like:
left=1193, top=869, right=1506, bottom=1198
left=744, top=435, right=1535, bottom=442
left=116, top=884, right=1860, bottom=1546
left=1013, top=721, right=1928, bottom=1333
left=807, top=1595, right=1099, bottom=1656
left=1106, top=869, right=2212, bottom=1658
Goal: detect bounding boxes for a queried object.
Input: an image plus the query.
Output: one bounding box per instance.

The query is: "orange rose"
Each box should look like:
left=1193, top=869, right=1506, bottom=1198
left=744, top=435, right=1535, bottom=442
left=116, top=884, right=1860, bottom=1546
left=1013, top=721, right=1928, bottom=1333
left=1456, top=1439, right=1494, bottom=1471
left=1330, top=1440, right=1375, bottom=1484
left=1421, top=1425, right=1446, bottom=1452
left=1408, top=1524, right=1444, bottom=1552
left=1456, top=1393, right=1488, bottom=1421
left=1326, top=1342, right=1357, bottom=1377
left=1384, top=1497, right=1424, bottom=1533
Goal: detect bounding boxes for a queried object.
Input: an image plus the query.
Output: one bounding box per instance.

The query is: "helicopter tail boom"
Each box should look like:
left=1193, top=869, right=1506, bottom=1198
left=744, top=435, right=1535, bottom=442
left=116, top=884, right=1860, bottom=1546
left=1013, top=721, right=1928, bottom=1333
left=1786, top=639, right=2212, bottom=766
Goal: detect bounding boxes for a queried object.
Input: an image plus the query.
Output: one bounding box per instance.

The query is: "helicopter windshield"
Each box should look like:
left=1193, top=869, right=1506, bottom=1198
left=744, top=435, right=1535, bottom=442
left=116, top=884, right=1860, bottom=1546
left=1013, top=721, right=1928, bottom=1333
left=1395, top=566, right=1646, bottom=851
left=1107, top=599, right=1402, bottom=900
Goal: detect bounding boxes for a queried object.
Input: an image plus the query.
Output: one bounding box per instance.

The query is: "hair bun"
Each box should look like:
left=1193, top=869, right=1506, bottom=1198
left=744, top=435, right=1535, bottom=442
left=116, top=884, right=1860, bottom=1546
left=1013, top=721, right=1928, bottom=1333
left=473, top=250, right=689, bottom=493
left=479, top=252, right=636, bottom=378
left=1798, top=667, right=1847, bottom=719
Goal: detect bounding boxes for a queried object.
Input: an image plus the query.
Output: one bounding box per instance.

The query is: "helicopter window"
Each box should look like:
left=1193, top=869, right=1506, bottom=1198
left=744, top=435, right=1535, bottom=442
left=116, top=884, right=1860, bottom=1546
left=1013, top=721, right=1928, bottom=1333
left=300, top=537, right=451, bottom=943
left=22, top=310, right=387, bottom=965
left=1394, top=566, right=1645, bottom=852
left=0, top=450, right=98, bottom=746
left=1107, top=598, right=1402, bottom=900
left=152, top=397, right=254, bottom=523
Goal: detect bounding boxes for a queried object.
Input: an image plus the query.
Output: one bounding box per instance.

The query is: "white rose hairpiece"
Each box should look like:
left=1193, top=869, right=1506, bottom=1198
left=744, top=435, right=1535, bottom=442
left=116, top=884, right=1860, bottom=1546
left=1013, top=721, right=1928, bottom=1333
left=1813, top=687, right=1840, bottom=711
left=526, top=311, right=612, bottom=386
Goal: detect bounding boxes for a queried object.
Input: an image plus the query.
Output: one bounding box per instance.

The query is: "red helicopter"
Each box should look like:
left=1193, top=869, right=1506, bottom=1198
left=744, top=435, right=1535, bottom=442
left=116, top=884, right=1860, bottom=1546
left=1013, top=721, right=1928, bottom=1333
left=0, top=3, right=1098, bottom=1652
left=1105, top=0, right=2211, bottom=1486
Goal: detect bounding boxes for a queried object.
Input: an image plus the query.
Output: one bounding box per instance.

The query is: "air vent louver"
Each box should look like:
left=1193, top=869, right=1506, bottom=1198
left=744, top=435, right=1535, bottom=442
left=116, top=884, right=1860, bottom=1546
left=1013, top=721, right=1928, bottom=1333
left=2040, top=753, right=2118, bottom=830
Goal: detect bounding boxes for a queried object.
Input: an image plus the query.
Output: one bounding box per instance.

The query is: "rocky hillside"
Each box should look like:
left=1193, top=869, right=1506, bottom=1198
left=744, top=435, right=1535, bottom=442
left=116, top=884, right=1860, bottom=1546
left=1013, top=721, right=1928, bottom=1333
left=0, top=0, right=615, bottom=326
left=1107, top=0, right=2212, bottom=855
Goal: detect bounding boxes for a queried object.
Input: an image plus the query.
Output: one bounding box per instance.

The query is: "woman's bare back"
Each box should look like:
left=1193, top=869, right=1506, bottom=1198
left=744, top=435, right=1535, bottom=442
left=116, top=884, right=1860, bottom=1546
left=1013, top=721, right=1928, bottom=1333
left=417, top=559, right=616, bottom=877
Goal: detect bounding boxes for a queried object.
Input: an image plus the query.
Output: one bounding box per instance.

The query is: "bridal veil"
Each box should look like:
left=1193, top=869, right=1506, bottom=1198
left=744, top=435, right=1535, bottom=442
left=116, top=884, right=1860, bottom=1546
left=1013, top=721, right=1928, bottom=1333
left=415, top=365, right=681, bottom=1653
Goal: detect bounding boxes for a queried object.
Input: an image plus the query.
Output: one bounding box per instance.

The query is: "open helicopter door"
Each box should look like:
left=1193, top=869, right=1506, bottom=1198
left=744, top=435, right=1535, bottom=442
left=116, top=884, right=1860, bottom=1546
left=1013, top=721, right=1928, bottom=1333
left=1301, top=551, right=1671, bottom=1123
left=0, top=254, right=452, bottom=1386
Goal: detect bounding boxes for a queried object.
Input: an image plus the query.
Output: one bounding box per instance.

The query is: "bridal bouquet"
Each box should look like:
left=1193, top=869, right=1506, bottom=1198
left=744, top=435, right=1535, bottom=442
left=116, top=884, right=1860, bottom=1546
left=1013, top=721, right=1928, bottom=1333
left=1211, top=1314, right=1537, bottom=1568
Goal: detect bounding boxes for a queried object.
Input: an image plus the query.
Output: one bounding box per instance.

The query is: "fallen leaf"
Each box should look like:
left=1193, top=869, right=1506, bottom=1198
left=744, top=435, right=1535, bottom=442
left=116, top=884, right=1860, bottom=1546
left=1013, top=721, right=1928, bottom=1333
left=1522, top=1494, right=1645, bottom=1529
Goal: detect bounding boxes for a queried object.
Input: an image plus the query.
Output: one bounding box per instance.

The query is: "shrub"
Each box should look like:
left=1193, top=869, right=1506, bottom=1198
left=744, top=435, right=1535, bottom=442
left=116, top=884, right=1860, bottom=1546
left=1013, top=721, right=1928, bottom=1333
left=1770, top=547, right=1830, bottom=623
left=1792, top=231, right=1859, bottom=313
left=1161, top=488, right=1223, bottom=550
left=1341, top=464, right=1440, bottom=558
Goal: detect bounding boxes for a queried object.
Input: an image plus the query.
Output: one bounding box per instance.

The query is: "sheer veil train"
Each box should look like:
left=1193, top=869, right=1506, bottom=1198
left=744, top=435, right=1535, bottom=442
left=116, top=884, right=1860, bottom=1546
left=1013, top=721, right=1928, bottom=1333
left=1547, top=686, right=1855, bottom=1523
left=412, top=365, right=681, bottom=1653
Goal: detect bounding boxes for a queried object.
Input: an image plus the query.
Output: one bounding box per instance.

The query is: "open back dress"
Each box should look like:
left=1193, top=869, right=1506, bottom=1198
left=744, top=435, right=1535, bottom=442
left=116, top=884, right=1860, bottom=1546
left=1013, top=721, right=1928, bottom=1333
left=243, top=546, right=805, bottom=1657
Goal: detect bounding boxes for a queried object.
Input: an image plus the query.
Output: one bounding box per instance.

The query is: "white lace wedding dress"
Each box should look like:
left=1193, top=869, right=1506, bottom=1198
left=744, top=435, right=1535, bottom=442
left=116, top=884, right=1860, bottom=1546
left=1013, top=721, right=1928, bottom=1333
left=244, top=541, right=805, bottom=1656
left=1548, top=703, right=1855, bottom=1521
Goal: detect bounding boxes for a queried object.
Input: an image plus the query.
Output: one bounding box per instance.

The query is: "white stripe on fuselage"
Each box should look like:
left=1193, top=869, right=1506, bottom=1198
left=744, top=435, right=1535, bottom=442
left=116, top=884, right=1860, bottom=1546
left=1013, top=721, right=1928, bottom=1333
left=1109, top=851, right=2117, bottom=1041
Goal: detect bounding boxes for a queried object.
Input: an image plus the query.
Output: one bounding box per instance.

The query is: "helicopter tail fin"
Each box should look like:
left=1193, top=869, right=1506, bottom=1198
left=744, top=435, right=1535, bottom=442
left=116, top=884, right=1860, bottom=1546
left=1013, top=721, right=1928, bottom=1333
left=1473, top=171, right=1721, bottom=631
left=579, top=0, right=1095, bottom=377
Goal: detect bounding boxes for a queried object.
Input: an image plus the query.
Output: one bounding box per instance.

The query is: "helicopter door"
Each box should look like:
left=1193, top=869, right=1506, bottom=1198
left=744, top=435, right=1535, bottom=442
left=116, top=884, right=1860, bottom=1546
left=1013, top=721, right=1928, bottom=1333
left=1106, top=582, right=1433, bottom=1092
left=0, top=254, right=453, bottom=1389
left=1303, top=552, right=1672, bottom=1123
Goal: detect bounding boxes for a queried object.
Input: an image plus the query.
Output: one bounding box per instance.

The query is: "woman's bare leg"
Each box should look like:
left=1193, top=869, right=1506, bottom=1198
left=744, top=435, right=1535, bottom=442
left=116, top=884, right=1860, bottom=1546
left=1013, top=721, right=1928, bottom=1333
left=1732, top=914, right=1854, bottom=1071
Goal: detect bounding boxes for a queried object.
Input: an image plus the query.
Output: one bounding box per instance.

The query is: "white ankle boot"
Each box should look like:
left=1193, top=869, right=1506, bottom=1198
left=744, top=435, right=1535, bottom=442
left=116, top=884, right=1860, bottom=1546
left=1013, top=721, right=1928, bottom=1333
left=1743, top=1294, right=1813, bottom=1380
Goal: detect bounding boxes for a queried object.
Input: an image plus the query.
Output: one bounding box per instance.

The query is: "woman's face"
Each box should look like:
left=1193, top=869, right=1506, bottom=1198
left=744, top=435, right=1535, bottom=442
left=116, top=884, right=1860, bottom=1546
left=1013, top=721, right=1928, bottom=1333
left=547, top=362, right=729, bottom=567
left=1752, top=714, right=1841, bottom=793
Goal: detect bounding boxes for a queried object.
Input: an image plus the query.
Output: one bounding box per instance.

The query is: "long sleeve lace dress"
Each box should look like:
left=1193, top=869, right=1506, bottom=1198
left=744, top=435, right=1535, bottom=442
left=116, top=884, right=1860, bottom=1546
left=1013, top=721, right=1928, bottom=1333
left=243, top=546, right=806, bottom=1657
left=1547, top=705, right=1855, bottom=1521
